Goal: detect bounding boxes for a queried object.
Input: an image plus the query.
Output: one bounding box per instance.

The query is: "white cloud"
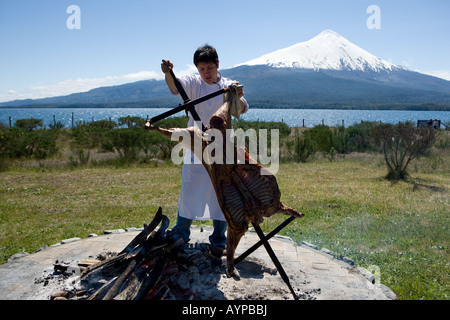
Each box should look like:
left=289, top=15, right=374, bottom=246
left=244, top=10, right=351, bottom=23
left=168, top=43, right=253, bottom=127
left=418, top=70, right=450, bottom=81
left=27, top=70, right=164, bottom=98
left=175, top=64, right=198, bottom=78
left=0, top=65, right=198, bottom=103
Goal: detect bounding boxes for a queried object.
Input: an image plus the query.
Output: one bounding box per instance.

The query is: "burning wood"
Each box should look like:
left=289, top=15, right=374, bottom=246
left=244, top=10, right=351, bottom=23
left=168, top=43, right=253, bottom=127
left=51, top=208, right=196, bottom=300
left=46, top=207, right=314, bottom=300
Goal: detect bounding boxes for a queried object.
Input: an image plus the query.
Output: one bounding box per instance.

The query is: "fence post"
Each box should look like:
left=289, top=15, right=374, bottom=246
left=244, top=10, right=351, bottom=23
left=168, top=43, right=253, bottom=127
left=72, top=112, right=74, bottom=128
left=9, top=116, right=12, bottom=127
left=302, top=119, right=305, bottom=127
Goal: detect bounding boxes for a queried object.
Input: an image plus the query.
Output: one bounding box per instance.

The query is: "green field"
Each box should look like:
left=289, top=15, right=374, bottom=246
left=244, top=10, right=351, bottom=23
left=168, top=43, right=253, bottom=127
left=1, top=152, right=448, bottom=300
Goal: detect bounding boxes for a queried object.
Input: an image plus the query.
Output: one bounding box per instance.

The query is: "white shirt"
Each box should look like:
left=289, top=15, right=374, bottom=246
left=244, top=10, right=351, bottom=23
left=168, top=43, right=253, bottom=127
left=172, top=73, right=249, bottom=221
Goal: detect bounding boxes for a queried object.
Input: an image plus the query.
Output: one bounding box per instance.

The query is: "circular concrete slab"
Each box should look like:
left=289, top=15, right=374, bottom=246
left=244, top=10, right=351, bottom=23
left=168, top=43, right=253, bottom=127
left=0, top=226, right=397, bottom=300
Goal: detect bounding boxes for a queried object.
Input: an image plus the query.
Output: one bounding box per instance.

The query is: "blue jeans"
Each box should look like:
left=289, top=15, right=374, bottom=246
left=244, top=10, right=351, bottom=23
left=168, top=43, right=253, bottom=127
left=172, top=211, right=227, bottom=248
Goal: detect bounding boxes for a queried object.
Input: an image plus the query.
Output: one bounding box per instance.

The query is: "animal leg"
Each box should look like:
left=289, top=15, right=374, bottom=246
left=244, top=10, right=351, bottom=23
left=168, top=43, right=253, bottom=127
left=225, top=227, right=246, bottom=279
left=278, top=203, right=304, bottom=219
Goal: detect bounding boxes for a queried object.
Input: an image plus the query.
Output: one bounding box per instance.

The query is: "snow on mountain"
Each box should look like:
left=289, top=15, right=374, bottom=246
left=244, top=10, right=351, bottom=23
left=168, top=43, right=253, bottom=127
left=235, top=29, right=402, bottom=73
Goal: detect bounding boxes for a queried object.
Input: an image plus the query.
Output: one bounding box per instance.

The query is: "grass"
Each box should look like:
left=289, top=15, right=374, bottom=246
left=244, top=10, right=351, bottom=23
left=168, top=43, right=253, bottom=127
left=0, top=152, right=449, bottom=300
left=0, top=163, right=182, bottom=261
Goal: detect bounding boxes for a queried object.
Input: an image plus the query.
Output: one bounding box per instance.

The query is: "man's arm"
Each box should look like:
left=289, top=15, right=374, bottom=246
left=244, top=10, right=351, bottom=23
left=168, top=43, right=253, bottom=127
left=161, top=59, right=178, bottom=93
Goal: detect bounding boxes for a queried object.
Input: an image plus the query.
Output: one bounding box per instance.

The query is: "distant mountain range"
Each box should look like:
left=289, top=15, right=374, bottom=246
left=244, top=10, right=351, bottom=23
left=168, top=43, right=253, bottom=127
left=2, top=30, right=450, bottom=110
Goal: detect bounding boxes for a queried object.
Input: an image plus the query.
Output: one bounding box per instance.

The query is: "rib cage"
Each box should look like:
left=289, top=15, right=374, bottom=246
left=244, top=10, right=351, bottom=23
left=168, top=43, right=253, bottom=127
left=218, top=164, right=282, bottom=229
left=204, top=95, right=304, bottom=277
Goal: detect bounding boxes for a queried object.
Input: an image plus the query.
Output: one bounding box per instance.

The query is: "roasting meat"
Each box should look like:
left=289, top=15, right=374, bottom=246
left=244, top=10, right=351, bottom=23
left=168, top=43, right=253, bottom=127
left=145, top=88, right=304, bottom=277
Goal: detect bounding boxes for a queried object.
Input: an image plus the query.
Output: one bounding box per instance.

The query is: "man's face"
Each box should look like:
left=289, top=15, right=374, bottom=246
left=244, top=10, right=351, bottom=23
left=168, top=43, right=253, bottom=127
left=197, top=61, right=219, bottom=84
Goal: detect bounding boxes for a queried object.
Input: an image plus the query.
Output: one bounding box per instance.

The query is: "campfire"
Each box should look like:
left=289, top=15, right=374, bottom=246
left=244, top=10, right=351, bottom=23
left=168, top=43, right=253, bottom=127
left=47, top=207, right=314, bottom=300
left=51, top=207, right=225, bottom=300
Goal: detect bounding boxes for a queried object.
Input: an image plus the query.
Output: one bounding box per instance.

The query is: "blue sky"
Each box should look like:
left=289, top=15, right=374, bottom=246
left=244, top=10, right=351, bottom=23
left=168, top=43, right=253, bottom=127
left=0, top=0, right=449, bottom=102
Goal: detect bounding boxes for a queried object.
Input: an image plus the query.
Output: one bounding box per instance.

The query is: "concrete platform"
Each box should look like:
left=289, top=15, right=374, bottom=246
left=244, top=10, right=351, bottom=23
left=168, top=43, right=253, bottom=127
left=0, top=226, right=397, bottom=300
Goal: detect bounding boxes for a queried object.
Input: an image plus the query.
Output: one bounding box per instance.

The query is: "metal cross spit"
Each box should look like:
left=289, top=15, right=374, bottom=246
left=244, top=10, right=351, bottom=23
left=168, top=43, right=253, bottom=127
left=149, top=70, right=299, bottom=300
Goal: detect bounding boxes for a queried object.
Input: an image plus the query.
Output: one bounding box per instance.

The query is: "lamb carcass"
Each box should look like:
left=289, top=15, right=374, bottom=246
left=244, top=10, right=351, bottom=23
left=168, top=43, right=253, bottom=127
left=145, top=87, right=304, bottom=277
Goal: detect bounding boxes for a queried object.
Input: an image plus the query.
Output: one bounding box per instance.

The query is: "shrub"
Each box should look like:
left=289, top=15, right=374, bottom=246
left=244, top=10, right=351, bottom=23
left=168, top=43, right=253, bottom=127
left=102, top=128, right=143, bottom=160
left=0, top=127, right=58, bottom=160
left=332, top=125, right=349, bottom=154
left=284, top=128, right=315, bottom=163
left=141, top=131, right=177, bottom=160
left=86, top=120, right=118, bottom=129
left=233, top=119, right=291, bottom=139
left=303, top=125, right=333, bottom=153
left=332, top=121, right=380, bottom=154
left=49, top=120, right=64, bottom=130
left=26, top=129, right=59, bottom=159
left=371, top=122, right=438, bottom=180
left=71, top=120, right=117, bottom=150
left=153, top=116, right=189, bottom=129
left=346, top=121, right=379, bottom=152
left=14, top=118, right=43, bottom=131
left=233, top=119, right=291, bottom=154
left=118, top=116, right=146, bottom=128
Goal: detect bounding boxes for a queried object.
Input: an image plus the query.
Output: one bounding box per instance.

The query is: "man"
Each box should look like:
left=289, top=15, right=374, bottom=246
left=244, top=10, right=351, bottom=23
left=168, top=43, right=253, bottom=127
left=161, top=45, right=248, bottom=256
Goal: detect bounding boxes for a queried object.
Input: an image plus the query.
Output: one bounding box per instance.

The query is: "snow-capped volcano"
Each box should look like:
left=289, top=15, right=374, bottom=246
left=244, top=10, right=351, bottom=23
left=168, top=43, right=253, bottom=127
left=2, top=30, right=449, bottom=109
left=236, top=29, right=401, bottom=72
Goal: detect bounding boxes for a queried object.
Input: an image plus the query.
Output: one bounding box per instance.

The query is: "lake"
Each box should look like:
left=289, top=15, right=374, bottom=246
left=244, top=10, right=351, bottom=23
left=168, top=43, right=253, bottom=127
left=0, top=107, right=448, bottom=128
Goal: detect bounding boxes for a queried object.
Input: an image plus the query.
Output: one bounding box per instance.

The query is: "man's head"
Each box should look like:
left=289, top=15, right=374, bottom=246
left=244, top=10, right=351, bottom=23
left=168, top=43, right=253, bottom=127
left=194, top=45, right=219, bottom=84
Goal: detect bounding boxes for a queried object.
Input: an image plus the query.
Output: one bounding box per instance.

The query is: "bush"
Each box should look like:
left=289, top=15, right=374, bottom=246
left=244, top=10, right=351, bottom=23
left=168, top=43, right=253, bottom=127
left=233, top=119, right=291, bottom=139
left=14, top=118, right=43, bottom=131
left=284, top=128, right=315, bottom=163
left=102, top=128, right=143, bottom=160
left=118, top=116, right=146, bottom=128
left=157, top=116, right=189, bottom=129
left=232, top=119, right=291, bottom=154
left=332, top=125, right=349, bottom=154
left=85, top=120, right=118, bottom=129
left=332, top=121, right=380, bottom=154
left=26, top=130, right=59, bottom=159
left=49, top=120, right=64, bottom=130
left=101, top=127, right=176, bottom=161
left=371, top=122, right=438, bottom=180
left=141, top=131, right=177, bottom=159
left=303, top=125, right=333, bottom=153
left=0, top=127, right=58, bottom=160
left=346, top=121, right=379, bottom=152
left=71, top=120, right=118, bottom=150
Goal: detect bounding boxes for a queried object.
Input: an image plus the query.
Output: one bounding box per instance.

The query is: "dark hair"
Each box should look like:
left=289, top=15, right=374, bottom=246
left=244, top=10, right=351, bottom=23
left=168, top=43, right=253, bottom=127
left=193, top=45, right=219, bottom=66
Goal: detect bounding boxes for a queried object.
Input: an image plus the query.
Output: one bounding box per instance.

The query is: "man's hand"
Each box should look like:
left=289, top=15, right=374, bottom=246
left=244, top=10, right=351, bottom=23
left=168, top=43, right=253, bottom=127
left=229, top=82, right=244, bottom=98
left=161, top=59, right=178, bottom=93
left=161, top=59, right=173, bottom=74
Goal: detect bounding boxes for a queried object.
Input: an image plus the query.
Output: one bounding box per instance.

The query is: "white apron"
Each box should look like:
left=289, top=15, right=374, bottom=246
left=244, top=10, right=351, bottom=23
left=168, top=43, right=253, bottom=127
left=173, top=73, right=248, bottom=221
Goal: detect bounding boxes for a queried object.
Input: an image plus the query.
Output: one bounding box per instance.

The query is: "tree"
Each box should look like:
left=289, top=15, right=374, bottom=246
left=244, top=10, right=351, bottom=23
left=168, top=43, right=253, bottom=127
left=285, top=128, right=314, bottom=163
left=371, top=122, right=438, bottom=180
left=303, top=125, right=333, bottom=153
left=118, top=116, right=146, bottom=128
left=14, top=118, right=43, bottom=131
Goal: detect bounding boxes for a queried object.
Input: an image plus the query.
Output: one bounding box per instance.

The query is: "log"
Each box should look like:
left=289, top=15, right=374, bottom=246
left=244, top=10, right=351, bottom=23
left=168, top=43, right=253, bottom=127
left=79, top=207, right=164, bottom=279
left=118, top=207, right=163, bottom=255
left=75, top=208, right=183, bottom=300
left=87, top=276, right=118, bottom=300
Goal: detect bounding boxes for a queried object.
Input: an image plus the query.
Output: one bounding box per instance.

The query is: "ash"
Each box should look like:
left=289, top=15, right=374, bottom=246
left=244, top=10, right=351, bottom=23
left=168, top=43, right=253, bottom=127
left=35, top=242, right=318, bottom=300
